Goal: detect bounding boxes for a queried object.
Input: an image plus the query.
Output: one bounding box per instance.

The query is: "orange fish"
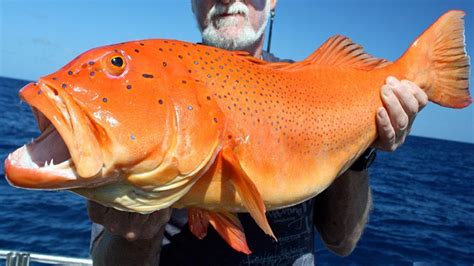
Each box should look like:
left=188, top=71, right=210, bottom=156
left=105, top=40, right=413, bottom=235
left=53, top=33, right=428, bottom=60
left=4, top=11, right=471, bottom=254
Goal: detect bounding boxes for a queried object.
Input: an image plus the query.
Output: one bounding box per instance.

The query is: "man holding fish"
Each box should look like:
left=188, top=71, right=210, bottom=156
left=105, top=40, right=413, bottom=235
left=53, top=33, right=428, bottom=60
left=89, top=0, right=428, bottom=265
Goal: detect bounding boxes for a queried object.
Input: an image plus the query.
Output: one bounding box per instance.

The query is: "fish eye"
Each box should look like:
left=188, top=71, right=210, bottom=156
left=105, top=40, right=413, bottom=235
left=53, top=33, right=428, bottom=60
left=104, top=54, right=127, bottom=76
left=111, top=56, right=124, bottom=68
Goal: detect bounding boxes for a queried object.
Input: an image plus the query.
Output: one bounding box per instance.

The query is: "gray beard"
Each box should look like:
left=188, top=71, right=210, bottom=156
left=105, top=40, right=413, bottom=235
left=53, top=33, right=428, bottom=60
left=199, top=4, right=270, bottom=51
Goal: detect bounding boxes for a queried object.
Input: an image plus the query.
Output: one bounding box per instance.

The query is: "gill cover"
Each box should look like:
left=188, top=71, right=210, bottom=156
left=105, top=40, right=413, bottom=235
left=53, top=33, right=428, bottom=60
left=73, top=80, right=225, bottom=213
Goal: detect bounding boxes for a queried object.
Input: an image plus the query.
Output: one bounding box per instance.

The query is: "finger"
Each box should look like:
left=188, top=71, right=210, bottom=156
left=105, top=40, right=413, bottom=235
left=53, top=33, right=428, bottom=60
left=101, top=208, right=121, bottom=233
left=124, top=212, right=152, bottom=241
left=87, top=201, right=109, bottom=223
left=375, top=107, right=396, bottom=151
left=381, top=82, right=409, bottom=132
left=404, top=79, right=429, bottom=111
left=101, top=208, right=134, bottom=237
left=394, top=80, right=420, bottom=119
left=124, top=209, right=171, bottom=241
left=140, top=209, right=172, bottom=240
left=125, top=231, right=139, bottom=241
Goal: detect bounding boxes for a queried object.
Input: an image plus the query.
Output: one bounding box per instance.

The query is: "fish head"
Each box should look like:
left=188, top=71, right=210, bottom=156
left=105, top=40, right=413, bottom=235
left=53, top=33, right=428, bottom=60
left=4, top=40, right=224, bottom=196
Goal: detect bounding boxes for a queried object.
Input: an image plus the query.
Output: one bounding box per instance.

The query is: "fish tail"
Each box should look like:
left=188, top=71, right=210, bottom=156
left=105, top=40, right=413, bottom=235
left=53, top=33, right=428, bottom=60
left=398, top=10, right=471, bottom=108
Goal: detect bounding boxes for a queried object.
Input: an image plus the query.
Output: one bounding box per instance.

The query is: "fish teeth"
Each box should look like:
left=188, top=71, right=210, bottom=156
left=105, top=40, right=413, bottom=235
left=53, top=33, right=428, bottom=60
left=55, top=159, right=72, bottom=170
left=43, top=159, right=55, bottom=167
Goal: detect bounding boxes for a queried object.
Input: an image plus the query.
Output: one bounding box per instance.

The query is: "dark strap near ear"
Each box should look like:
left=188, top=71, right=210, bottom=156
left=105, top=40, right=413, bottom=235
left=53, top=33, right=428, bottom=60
left=349, top=148, right=377, bottom=171
left=266, top=9, right=276, bottom=53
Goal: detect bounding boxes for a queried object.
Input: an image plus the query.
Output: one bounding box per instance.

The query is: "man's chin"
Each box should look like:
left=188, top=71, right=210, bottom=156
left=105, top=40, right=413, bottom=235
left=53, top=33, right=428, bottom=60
left=218, top=28, right=247, bottom=40
left=202, top=27, right=259, bottom=50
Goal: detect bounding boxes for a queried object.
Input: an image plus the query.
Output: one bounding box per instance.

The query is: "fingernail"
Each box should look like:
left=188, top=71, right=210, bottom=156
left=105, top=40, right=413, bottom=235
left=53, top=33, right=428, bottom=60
left=126, top=232, right=137, bottom=241
left=398, top=118, right=408, bottom=130
left=378, top=109, right=386, bottom=118
left=387, top=76, right=398, bottom=88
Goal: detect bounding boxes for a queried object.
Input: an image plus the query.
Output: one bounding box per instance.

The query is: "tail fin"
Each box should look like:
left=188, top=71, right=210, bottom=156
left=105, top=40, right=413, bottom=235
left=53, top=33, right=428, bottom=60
left=398, top=10, right=471, bottom=108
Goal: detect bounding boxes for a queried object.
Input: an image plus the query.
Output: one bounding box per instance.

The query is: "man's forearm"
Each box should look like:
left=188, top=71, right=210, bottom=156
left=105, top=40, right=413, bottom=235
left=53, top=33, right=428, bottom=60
left=314, top=169, right=372, bottom=256
left=92, top=227, right=166, bottom=266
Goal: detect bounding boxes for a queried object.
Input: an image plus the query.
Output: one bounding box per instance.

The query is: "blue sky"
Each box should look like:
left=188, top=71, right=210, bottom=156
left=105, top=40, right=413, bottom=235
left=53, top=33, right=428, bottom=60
left=1, top=0, right=473, bottom=143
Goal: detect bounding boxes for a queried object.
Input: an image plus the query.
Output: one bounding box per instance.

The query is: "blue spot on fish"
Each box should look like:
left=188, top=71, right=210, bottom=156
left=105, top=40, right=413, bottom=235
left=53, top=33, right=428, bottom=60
left=130, top=134, right=136, bottom=141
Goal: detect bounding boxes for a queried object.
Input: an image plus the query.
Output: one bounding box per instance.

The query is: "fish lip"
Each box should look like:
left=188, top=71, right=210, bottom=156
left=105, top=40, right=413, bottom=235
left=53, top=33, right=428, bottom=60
left=4, top=144, right=78, bottom=189
left=4, top=80, right=105, bottom=189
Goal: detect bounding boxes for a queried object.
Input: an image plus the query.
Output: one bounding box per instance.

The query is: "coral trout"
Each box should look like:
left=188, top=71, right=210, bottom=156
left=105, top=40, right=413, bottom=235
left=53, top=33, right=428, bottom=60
left=4, top=11, right=471, bottom=253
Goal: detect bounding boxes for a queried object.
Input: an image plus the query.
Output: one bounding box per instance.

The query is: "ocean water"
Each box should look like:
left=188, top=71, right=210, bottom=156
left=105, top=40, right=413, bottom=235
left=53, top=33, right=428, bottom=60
left=0, top=76, right=472, bottom=265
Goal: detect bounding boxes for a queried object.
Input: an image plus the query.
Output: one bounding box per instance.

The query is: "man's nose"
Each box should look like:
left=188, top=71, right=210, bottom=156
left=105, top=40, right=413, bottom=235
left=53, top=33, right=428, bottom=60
left=217, top=0, right=251, bottom=6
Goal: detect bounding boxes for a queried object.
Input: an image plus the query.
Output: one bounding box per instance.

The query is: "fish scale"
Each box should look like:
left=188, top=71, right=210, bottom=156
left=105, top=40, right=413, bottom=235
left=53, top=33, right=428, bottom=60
left=172, top=54, right=381, bottom=209
left=159, top=42, right=372, bottom=155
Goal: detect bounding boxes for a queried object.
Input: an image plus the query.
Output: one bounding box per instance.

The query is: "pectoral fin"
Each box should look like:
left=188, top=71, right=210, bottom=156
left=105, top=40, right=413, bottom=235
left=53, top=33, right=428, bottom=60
left=188, top=208, right=210, bottom=240
left=221, top=146, right=276, bottom=240
left=188, top=208, right=251, bottom=254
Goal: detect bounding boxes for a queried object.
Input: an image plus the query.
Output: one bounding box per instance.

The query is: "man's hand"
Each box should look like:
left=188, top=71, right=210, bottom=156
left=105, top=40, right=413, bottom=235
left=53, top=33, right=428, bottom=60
left=88, top=201, right=171, bottom=265
left=88, top=200, right=171, bottom=241
left=373, top=76, right=428, bottom=151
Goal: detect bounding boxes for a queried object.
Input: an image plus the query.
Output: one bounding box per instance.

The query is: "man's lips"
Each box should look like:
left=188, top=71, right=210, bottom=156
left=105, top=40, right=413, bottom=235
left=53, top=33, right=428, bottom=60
left=213, top=12, right=246, bottom=20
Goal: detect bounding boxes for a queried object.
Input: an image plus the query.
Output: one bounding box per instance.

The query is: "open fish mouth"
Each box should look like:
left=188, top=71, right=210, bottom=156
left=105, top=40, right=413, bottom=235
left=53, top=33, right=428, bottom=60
left=6, top=110, right=76, bottom=188
left=4, top=80, right=105, bottom=189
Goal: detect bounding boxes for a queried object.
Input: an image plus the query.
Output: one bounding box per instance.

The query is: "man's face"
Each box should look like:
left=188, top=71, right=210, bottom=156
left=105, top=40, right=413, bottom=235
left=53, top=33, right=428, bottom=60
left=192, top=0, right=276, bottom=51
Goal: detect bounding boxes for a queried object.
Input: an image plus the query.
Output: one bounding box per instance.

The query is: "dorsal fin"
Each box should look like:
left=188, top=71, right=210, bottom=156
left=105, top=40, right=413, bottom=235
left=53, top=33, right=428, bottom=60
left=268, top=35, right=391, bottom=71
left=232, top=50, right=268, bottom=65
